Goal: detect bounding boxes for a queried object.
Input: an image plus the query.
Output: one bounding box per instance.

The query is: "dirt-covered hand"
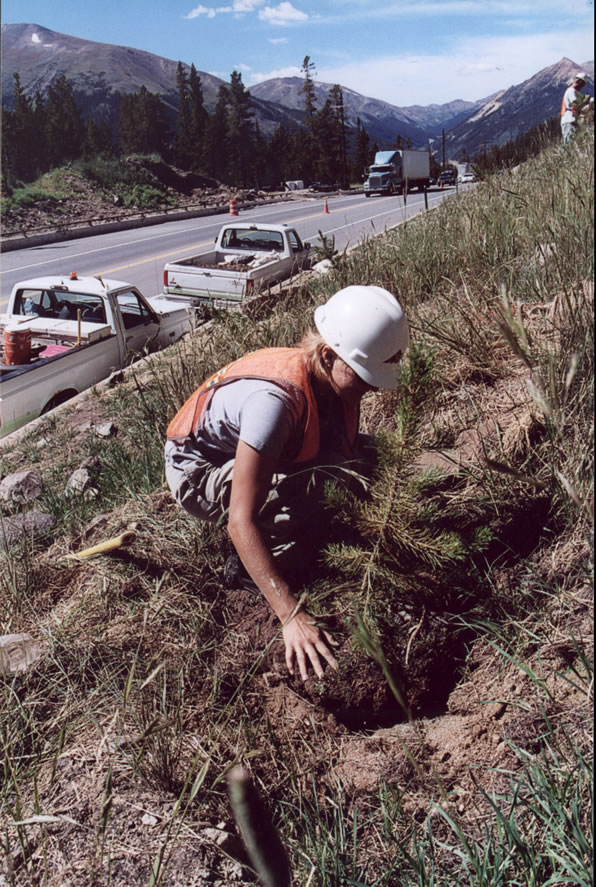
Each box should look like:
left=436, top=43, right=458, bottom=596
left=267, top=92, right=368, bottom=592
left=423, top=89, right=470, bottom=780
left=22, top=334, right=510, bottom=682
left=283, top=610, right=338, bottom=681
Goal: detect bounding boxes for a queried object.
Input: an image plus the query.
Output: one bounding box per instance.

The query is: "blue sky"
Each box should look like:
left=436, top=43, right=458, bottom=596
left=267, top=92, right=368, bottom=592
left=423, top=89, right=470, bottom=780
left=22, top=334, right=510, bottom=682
left=2, top=0, right=594, bottom=106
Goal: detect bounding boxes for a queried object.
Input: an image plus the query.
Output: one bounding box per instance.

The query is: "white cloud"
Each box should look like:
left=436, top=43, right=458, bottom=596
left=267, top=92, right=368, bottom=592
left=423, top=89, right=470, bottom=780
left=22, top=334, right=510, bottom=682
left=268, top=36, right=289, bottom=44
left=248, top=65, right=302, bottom=83
left=184, top=0, right=264, bottom=17
left=184, top=4, right=216, bottom=18
left=232, top=0, right=266, bottom=11
left=258, top=2, right=308, bottom=25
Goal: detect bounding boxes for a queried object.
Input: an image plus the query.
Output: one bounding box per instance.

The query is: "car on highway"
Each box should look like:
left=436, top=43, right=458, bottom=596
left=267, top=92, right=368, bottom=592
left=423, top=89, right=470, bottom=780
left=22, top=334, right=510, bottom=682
left=308, top=182, right=340, bottom=193
left=459, top=172, right=477, bottom=184
left=438, top=170, right=457, bottom=186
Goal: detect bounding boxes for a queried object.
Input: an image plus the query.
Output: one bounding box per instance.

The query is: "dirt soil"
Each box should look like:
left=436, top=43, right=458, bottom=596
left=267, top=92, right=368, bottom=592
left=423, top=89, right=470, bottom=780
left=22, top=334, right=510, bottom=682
left=0, top=166, right=295, bottom=239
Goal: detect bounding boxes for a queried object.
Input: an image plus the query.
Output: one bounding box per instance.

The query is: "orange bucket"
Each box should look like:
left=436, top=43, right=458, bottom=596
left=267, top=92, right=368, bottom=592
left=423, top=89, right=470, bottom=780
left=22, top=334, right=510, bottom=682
left=4, top=326, right=32, bottom=366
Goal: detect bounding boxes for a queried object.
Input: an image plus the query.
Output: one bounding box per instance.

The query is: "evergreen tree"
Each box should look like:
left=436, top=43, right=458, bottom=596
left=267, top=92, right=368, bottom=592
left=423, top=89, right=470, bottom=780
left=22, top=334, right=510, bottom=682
left=354, top=117, right=371, bottom=182
left=46, top=75, right=84, bottom=166
left=298, top=57, right=318, bottom=182
left=264, top=124, right=293, bottom=188
left=253, top=119, right=268, bottom=188
left=4, top=73, right=39, bottom=180
left=313, top=98, right=338, bottom=182
left=119, top=86, right=169, bottom=155
left=175, top=61, right=193, bottom=169
left=188, top=64, right=208, bottom=170
left=204, top=85, right=229, bottom=181
left=83, top=118, right=113, bottom=157
left=329, top=84, right=349, bottom=184
left=300, top=56, right=317, bottom=125
left=226, top=70, right=255, bottom=186
left=288, top=127, right=316, bottom=183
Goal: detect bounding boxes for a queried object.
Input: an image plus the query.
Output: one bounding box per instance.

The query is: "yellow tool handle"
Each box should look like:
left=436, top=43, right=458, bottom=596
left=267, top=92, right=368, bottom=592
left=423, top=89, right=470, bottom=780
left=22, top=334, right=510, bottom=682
left=65, top=530, right=137, bottom=559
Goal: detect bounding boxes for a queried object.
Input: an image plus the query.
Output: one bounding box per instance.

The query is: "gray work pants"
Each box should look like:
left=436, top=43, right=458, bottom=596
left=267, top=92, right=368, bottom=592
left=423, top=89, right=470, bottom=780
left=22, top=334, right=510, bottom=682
left=561, top=120, right=576, bottom=144
left=164, top=437, right=366, bottom=566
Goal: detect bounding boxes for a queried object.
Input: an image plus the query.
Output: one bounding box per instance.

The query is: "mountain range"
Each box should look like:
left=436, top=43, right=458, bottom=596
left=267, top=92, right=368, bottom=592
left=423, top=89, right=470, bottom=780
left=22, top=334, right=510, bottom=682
left=1, top=23, right=593, bottom=161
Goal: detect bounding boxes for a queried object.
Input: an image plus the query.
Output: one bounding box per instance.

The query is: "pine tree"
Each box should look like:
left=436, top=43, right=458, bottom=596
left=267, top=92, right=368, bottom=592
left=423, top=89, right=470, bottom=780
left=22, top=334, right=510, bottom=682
left=298, top=57, right=318, bottom=182
left=204, top=85, right=229, bottom=181
left=226, top=70, right=255, bottom=186
left=119, top=86, right=169, bottom=155
left=313, top=99, right=337, bottom=182
left=264, top=124, right=292, bottom=189
left=5, top=73, right=39, bottom=180
left=300, top=56, right=317, bottom=125
left=175, top=61, right=192, bottom=169
left=188, top=64, right=208, bottom=171
left=46, top=75, right=84, bottom=166
left=83, top=118, right=113, bottom=158
left=354, top=117, right=371, bottom=183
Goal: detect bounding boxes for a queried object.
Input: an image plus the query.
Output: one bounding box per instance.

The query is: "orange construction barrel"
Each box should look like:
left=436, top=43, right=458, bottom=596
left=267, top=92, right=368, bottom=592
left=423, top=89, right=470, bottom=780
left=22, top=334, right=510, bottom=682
left=4, top=326, right=32, bottom=366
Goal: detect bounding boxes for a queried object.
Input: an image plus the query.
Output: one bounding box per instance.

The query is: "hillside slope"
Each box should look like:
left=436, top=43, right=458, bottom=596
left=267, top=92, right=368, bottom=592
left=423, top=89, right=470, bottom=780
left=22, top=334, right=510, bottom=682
left=0, top=128, right=592, bottom=886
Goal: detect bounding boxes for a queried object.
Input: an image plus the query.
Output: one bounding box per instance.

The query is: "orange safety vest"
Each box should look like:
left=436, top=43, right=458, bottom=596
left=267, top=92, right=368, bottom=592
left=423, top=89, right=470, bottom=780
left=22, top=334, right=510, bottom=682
left=166, top=347, right=359, bottom=462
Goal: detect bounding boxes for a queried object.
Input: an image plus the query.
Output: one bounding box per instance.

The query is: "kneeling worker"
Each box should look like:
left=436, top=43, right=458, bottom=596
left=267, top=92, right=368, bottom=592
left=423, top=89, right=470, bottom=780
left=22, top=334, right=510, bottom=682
left=165, top=286, right=409, bottom=681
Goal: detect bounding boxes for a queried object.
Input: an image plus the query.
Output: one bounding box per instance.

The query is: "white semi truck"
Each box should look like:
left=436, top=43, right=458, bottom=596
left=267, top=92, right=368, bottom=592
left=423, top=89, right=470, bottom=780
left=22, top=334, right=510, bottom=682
left=364, top=149, right=431, bottom=197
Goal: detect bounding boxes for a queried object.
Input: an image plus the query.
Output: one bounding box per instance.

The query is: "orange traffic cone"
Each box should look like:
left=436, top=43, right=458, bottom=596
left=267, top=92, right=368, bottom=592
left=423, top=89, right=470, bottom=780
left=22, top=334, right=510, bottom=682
left=229, top=197, right=238, bottom=216
left=323, top=198, right=329, bottom=214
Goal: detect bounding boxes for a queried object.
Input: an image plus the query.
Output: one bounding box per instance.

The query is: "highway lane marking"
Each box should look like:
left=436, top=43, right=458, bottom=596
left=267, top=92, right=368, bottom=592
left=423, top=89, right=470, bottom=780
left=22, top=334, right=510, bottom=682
left=0, top=198, right=340, bottom=275
left=91, top=195, right=438, bottom=277
left=2, top=192, right=446, bottom=288
left=88, top=204, right=365, bottom=276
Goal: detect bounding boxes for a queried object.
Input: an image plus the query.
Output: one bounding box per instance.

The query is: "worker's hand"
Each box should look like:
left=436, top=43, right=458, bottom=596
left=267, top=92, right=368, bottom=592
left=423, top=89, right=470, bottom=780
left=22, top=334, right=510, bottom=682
left=282, top=609, right=339, bottom=681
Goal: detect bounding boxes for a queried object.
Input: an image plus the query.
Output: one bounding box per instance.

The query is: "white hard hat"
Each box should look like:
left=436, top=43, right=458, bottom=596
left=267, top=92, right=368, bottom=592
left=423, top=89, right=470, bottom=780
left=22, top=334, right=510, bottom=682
left=574, top=71, right=587, bottom=82
left=314, top=285, right=409, bottom=389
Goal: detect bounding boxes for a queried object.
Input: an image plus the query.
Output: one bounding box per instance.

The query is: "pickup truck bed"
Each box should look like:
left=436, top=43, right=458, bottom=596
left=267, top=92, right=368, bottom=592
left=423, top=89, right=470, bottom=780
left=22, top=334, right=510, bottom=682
left=163, top=223, right=313, bottom=305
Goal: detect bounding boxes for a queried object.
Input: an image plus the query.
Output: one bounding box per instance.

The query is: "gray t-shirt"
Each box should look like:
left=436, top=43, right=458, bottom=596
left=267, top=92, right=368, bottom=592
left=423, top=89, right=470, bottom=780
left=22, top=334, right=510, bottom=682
left=196, top=378, right=298, bottom=463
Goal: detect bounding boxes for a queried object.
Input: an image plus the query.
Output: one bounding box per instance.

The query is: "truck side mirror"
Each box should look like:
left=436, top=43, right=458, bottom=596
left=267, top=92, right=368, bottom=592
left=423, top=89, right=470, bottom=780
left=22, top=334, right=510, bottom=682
left=303, top=242, right=311, bottom=250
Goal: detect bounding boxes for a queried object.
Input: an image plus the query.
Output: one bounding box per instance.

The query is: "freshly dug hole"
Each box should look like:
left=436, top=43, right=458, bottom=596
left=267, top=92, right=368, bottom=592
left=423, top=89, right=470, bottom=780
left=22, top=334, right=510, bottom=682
left=295, top=615, right=468, bottom=730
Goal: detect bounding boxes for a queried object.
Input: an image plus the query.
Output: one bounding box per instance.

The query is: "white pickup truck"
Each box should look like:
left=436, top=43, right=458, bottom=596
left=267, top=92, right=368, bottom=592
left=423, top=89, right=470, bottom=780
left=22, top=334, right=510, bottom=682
left=0, top=274, right=194, bottom=438
left=162, top=222, right=314, bottom=308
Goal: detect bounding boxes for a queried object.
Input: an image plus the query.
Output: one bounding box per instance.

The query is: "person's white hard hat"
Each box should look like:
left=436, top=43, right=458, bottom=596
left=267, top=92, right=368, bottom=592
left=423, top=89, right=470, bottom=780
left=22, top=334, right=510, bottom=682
left=314, top=285, right=409, bottom=389
left=574, top=71, right=587, bottom=82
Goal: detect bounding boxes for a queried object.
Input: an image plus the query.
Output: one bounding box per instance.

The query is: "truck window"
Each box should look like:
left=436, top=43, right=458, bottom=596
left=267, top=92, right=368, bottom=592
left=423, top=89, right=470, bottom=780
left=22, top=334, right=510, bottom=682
left=14, top=289, right=54, bottom=317
left=13, top=289, right=107, bottom=323
left=117, top=291, right=154, bottom=330
left=287, top=230, right=304, bottom=252
left=221, top=229, right=284, bottom=251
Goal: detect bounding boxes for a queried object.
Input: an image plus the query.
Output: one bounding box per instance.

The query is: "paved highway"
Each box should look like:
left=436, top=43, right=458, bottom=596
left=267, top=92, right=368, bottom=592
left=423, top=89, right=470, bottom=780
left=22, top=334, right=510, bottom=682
left=1, top=186, right=457, bottom=310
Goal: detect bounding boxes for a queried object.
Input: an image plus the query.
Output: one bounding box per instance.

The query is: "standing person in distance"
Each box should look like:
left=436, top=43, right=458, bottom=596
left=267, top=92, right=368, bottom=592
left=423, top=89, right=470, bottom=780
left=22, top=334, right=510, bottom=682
left=561, top=71, right=589, bottom=144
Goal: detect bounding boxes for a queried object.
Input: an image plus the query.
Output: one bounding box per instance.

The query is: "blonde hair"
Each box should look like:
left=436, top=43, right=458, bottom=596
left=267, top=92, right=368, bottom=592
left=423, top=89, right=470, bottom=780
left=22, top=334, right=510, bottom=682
left=298, top=329, right=333, bottom=381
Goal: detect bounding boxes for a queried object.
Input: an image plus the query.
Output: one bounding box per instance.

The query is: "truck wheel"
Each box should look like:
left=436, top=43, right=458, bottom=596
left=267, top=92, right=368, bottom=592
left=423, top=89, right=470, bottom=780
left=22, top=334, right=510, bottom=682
left=364, top=192, right=371, bottom=198
left=41, top=390, right=78, bottom=415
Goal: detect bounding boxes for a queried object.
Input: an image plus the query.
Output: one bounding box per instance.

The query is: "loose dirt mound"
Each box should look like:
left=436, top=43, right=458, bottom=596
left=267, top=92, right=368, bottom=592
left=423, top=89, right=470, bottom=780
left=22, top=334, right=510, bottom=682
left=1, top=161, right=288, bottom=237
